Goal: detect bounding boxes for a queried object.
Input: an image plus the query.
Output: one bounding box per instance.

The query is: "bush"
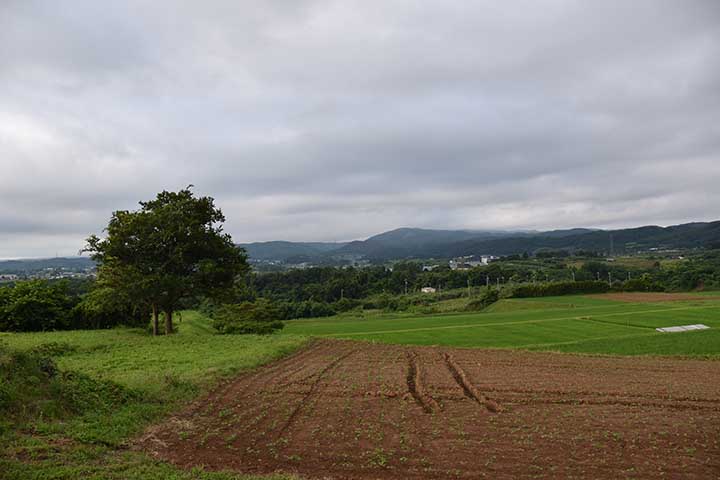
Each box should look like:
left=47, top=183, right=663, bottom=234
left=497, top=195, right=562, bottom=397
left=619, top=276, right=665, bottom=292
left=436, top=291, right=465, bottom=301
left=511, top=280, right=610, bottom=298
left=465, top=288, right=500, bottom=311
left=284, top=300, right=336, bottom=319
left=202, top=297, right=337, bottom=322
left=73, top=286, right=149, bottom=330
left=0, top=281, right=76, bottom=331
left=363, top=293, right=410, bottom=311
left=0, top=281, right=148, bottom=332
left=332, top=297, right=361, bottom=313
left=211, top=300, right=285, bottom=335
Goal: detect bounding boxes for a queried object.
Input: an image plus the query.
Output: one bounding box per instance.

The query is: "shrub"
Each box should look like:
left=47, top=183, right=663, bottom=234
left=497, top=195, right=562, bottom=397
left=436, top=291, right=465, bottom=301
left=0, top=281, right=76, bottom=331
left=511, top=280, right=610, bottom=298
left=284, top=300, right=336, bottom=319
left=465, top=288, right=500, bottom=311
left=619, top=276, right=665, bottom=292
left=363, top=293, right=410, bottom=312
left=332, top=297, right=361, bottom=313
left=211, top=300, right=285, bottom=335
left=73, top=286, right=149, bottom=330
left=0, top=281, right=147, bottom=332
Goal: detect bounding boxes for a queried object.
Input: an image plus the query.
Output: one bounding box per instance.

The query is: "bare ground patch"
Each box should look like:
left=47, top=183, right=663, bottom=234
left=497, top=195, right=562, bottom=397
left=590, top=292, right=720, bottom=303
left=137, top=340, right=720, bottom=479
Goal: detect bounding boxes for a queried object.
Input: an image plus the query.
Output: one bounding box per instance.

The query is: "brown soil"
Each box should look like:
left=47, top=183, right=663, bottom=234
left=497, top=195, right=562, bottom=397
left=591, top=292, right=720, bottom=303
left=138, top=340, right=720, bottom=479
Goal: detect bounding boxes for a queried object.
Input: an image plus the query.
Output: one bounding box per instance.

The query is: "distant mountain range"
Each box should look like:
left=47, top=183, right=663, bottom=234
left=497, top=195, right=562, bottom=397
left=3, top=221, right=718, bottom=272
left=239, top=241, right=348, bottom=262
left=0, top=256, right=95, bottom=274
left=239, top=221, right=720, bottom=263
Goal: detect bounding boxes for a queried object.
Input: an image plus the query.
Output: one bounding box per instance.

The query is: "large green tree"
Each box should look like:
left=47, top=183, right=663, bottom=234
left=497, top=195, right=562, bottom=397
left=85, top=187, right=248, bottom=335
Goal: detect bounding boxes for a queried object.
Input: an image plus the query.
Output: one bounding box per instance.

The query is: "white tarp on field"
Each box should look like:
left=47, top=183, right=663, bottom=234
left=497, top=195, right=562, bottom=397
left=656, top=324, right=710, bottom=333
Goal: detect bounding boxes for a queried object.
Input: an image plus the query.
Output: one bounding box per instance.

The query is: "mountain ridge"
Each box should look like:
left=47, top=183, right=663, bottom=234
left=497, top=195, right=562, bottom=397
left=238, top=221, right=720, bottom=263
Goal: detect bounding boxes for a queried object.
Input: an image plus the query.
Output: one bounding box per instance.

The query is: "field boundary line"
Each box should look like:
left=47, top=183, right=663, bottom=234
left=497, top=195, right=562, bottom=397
left=577, top=316, right=653, bottom=331
left=323, top=305, right=720, bottom=337
left=287, top=302, right=657, bottom=327
left=514, top=331, right=662, bottom=349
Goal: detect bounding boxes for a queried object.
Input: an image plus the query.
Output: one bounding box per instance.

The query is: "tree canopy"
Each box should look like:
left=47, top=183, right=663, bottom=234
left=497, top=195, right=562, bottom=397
left=85, top=187, right=248, bottom=335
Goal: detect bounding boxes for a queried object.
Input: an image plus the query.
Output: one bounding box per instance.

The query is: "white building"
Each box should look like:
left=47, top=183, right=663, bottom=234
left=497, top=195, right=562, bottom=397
left=421, top=286, right=437, bottom=294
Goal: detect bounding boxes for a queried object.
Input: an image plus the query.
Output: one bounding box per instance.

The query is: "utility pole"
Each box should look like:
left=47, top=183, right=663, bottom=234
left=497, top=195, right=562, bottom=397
left=497, top=277, right=500, bottom=288
left=467, top=277, right=471, bottom=297
left=571, top=270, right=576, bottom=282
left=404, top=279, right=408, bottom=295
left=608, top=272, right=612, bottom=285
left=341, top=288, right=344, bottom=300
left=486, top=276, right=490, bottom=288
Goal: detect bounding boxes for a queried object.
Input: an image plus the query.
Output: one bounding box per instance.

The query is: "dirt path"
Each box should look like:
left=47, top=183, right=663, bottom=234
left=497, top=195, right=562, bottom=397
left=138, top=340, right=720, bottom=479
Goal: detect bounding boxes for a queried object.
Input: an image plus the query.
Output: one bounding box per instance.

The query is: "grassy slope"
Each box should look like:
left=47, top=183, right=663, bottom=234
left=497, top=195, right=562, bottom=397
left=0, top=311, right=307, bottom=480
left=282, top=295, right=720, bottom=356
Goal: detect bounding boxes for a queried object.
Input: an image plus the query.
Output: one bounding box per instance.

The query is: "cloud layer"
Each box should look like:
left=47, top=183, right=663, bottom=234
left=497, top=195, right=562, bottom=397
left=1, top=0, right=719, bottom=257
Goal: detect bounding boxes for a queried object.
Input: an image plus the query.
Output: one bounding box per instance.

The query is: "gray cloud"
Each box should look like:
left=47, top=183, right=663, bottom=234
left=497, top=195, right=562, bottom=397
left=1, top=0, right=719, bottom=257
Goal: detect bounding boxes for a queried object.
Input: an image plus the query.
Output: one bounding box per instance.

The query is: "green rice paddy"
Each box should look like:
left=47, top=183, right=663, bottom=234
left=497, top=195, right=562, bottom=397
left=282, top=294, right=720, bottom=356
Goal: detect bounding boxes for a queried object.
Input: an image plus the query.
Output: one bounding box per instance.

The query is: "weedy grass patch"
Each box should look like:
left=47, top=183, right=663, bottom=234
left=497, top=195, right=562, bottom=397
left=0, top=311, right=307, bottom=479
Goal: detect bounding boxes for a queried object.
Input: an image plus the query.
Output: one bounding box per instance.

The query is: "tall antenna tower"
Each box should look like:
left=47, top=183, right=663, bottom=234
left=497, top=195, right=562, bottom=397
left=609, top=233, right=614, bottom=257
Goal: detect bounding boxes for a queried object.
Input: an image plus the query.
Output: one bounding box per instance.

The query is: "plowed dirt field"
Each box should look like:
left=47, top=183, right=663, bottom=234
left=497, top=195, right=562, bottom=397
left=592, top=292, right=720, bottom=303
left=139, top=340, right=720, bottom=479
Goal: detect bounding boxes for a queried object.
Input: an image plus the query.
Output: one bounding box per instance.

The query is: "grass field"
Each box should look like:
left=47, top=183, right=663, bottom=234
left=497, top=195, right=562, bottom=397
left=282, top=293, right=720, bottom=356
left=0, top=311, right=307, bottom=479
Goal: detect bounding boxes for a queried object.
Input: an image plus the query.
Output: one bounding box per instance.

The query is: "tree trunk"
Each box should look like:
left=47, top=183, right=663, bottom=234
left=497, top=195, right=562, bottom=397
left=151, top=304, right=159, bottom=336
left=164, top=308, right=174, bottom=335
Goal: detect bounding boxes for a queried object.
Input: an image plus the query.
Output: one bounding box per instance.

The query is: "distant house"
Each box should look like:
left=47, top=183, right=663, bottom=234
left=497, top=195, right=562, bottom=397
left=421, top=286, right=437, bottom=294
left=449, top=260, right=471, bottom=270
left=450, top=255, right=497, bottom=269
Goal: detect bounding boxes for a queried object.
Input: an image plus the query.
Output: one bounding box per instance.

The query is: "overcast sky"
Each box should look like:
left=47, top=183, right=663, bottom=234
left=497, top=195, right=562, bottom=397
left=1, top=0, right=719, bottom=258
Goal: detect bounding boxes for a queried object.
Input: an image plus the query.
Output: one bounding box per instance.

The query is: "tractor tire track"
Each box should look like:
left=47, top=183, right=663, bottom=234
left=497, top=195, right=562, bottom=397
left=444, top=353, right=501, bottom=413
left=277, top=348, right=358, bottom=437
left=406, top=351, right=440, bottom=414
left=188, top=339, right=324, bottom=418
